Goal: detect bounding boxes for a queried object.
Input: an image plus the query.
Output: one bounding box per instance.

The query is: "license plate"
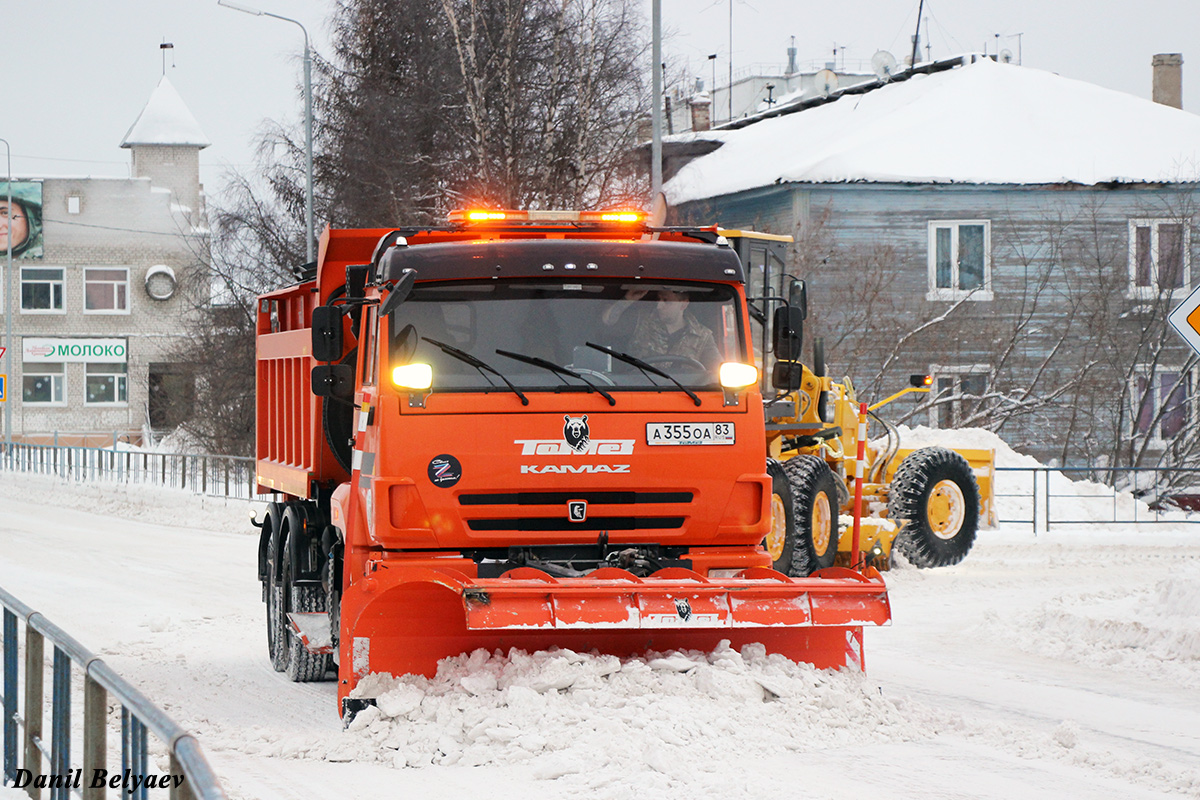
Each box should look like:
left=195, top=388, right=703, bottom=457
left=646, top=422, right=735, bottom=446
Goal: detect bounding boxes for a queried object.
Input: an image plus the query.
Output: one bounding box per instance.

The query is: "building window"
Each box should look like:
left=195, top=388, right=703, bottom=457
left=67, top=195, right=81, bottom=214
left=84, top=268, right=130, bottom=313
left=1129, top=219, right=1189, bottom=297
left=21, top=267, right=64, bottom=312
left=930, top=366, right=988, bottom=428
left=1133, top=368, right=1191, bottom=443
left=927, top=221, right=992, bottom=301
left=85, top=363, right=128, bottom=405
left=23, top=363, right=65, bottom=404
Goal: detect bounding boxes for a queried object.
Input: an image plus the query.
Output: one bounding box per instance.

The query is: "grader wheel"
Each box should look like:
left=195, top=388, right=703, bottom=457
left=888, top=447, right=980, bottom=568
left=776, top=455, right=840, bottom=577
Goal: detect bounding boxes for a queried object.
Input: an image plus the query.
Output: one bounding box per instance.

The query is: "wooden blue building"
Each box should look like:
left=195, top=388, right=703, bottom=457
left=665, top=55, right=1200, bottom=472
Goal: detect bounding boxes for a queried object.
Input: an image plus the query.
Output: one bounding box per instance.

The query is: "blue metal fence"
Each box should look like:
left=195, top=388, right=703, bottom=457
left=1, top=586, right=227, bottom=799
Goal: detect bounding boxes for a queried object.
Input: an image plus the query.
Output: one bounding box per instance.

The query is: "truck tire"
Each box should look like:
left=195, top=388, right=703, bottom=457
left=781, top=455, right=840, bottom=576
left=283, top=534, right=333, bottom=682
left=764, top=460, right=795, bottom=573
left=266, top=532, right=289, bottom=672
left=888, top=447, right=979, bottom=568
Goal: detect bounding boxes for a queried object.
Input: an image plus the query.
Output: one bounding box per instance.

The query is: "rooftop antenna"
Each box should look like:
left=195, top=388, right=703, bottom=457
left=160, top=41, right=175, bottom=75
left=909, top=0, right=925, bottom=66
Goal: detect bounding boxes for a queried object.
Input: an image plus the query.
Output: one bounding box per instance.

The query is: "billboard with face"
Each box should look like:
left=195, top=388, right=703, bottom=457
left=0, top=181, right=43, bottom=259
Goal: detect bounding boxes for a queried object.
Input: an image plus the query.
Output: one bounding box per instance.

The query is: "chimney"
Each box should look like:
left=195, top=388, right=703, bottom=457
left=689, top=92, right=712, bottom=132
left=1152, top=53, right=1183, bottom=109
left=787, top=36, right=798, bottom=74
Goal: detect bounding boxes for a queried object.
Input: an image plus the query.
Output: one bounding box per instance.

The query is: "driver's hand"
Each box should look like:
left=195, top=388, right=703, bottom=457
left=624, top=288, right=648, bottom=302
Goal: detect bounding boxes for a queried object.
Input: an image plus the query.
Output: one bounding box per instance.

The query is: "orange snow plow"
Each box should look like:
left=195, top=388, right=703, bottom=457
left=340, top=565, right=889, bottom=686
left=253, top=213, right=892, bottom=718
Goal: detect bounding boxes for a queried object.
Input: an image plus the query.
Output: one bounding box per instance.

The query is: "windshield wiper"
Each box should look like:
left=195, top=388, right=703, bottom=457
left=585, top=342, right=702, bottom=407
left=495, top=349, right=616, bottom=406
left=422, top=337, right=529, bottom=405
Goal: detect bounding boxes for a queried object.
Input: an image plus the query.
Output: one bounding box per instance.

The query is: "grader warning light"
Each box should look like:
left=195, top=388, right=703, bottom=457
left=911, top=374, right=933, bottom=387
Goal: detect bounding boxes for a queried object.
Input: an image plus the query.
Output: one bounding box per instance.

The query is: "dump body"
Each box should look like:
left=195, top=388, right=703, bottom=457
left=255, top=220, right=891, bottom=714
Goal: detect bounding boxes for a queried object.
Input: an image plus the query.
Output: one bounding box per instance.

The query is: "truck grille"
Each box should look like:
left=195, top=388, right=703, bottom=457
left=459, top=490, right=693, bottom=533
left=459, top=490, right=693, bottom=506
left=466, top=516, right=685, bottom=532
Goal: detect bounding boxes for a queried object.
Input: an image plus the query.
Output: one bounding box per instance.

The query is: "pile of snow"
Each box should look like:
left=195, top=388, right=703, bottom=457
left=885, top=425, right=1187, bottom=525
left=332, top=642, right=924, bottom=793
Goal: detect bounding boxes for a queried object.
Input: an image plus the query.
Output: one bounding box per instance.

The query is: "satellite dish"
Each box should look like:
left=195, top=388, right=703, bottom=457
left=814, top=68, right=839, bottom=97
left=871, top=50, right=898, bottom=80
left=999, top=48, right=1014, bottom=64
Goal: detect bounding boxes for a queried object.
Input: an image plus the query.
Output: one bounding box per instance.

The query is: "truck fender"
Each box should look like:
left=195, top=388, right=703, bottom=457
left=258, top=502, right=283, bottom=594
left=282, top=503, right=324, bottom=585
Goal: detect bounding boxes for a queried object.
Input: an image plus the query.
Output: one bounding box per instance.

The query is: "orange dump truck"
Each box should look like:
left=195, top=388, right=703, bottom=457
left=253, top=211, right=891, bottom=718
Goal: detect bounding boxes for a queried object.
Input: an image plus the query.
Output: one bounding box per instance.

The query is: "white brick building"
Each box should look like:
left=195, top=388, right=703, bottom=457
left=2, top=77, right=209, bottom=446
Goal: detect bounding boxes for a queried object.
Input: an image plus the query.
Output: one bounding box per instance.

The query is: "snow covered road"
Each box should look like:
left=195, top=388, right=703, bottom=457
left=1, top=471, right=1198, bottom=799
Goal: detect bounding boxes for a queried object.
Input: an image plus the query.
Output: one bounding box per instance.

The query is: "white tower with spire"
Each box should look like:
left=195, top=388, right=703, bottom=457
left=120, top=77, right=210, bottom=226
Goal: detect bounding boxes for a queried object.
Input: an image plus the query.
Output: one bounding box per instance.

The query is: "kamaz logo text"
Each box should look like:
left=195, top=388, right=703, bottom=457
left=520, top=464, right=630, bottom=474
left=514, top=439, right=634, bottom=456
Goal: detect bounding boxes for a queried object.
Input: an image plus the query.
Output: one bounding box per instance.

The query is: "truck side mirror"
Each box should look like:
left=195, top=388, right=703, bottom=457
left=789, top=279, right=808, bottom=319
left=771, top=361, right=804, bottom=392
left=772, top=305, right=804, bottom=362
left=378, top=271, right=417, bottom=318
left=311, top=305, right=343, bottom=362
left=311, top=364, right=354, bottom=400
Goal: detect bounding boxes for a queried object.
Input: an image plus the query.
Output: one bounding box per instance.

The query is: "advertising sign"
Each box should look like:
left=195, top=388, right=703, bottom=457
left=0, top=181, right=44, bottom=259
left=23, top=338, right=128, bottom=364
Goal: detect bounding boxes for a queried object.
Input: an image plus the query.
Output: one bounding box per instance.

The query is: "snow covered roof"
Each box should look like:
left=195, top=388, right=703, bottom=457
left=664, top=57, right=1200, bottom=205
left=120, top=76, right=210, bottom=149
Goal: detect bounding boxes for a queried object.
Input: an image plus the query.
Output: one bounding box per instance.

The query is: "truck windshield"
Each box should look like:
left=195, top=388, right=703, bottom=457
left=389, top=279, right=745, bottom=392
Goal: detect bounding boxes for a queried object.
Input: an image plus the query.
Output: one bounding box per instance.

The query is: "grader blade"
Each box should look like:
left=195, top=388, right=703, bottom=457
left=337, top=563, right=890, bottom=710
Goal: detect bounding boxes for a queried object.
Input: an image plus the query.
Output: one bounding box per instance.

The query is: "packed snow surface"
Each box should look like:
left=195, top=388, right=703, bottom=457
left=664, top=57, right=1200, bottom=204
left=2, top=429, right=1200, bottom=798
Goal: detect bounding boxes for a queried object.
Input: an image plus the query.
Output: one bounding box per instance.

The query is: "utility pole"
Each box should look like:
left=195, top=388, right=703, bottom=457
left=651, top=0, right=662, bottom=196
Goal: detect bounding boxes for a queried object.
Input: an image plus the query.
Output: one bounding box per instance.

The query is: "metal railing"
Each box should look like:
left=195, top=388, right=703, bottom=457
left=994, top=465, right=1200, bottom=532
left=1, top=586, right=227, bottom=799
left=0, top=445, right=256, bottom=501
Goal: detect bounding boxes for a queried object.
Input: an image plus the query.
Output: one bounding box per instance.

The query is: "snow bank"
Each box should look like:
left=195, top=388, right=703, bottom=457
left=0, top=471, right=264, bottom=535
left=885, top=425, right=1192, bottom=526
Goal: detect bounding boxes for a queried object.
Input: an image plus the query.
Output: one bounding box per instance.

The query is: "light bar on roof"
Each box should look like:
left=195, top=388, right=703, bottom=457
left=448, top=208, right=646, bottom=224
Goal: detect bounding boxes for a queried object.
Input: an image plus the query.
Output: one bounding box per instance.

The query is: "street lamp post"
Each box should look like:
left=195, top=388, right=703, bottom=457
left=1, top=137, right=12, bottom=454
left=218, top=0, right=315, bottom=263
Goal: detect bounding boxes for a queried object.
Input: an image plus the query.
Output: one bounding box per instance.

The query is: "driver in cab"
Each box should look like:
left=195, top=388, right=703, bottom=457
left=602, top=287, right=722, bottom=370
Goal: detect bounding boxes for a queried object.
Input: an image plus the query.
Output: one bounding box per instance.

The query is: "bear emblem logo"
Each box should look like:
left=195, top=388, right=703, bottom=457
left=674, top=598, right=692, bottom=621
left=563, top=414, right=590, bottom=453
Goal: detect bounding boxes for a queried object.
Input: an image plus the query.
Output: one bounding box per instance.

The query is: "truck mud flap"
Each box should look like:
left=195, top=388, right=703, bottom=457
left=338, top=564, right=890, bottom=708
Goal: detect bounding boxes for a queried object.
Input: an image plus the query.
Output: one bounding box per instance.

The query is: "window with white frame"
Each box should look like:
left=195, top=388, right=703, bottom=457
left=20, top=267, right=64, bottom=312
left=84, top=268, right=130, bottom=313
left=1129, top=219, right=1189, bottom=297
left=927, top=221, right=992, bottom=300
left=1132, top=367, right=1191, bottom=443
left=930, top=366, right=988, bottom=428
left=85, top=363, right=128, bottom=405
left=22, top=362, right=65, bottom=404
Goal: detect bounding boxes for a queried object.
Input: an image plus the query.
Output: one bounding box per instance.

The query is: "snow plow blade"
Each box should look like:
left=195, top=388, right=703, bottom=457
left=338, top=564, right=889, bottom=708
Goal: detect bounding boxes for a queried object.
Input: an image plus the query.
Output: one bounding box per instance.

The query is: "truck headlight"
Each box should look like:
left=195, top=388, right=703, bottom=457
left=719, top=362, right=758, bottom=389
left=392, top=363, right=433, bottom=390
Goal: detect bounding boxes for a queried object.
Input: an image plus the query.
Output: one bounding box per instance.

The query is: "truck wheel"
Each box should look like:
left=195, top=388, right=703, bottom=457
left=266, top=532, right=289, bottom=672
left=764, top=461, right=795, bottom=572
left=888, top=447, right=980, bottom=568
left=782, top=455, right=840, bottom=576
left=283, top=535, right=333, bottom=682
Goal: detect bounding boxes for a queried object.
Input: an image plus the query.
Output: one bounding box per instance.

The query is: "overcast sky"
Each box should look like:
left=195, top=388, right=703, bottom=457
left=3, top=0, right=1197, bottom=206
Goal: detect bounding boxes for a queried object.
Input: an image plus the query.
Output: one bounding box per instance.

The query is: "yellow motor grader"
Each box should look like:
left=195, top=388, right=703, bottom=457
left=725, top=230, right=995, bottom=574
